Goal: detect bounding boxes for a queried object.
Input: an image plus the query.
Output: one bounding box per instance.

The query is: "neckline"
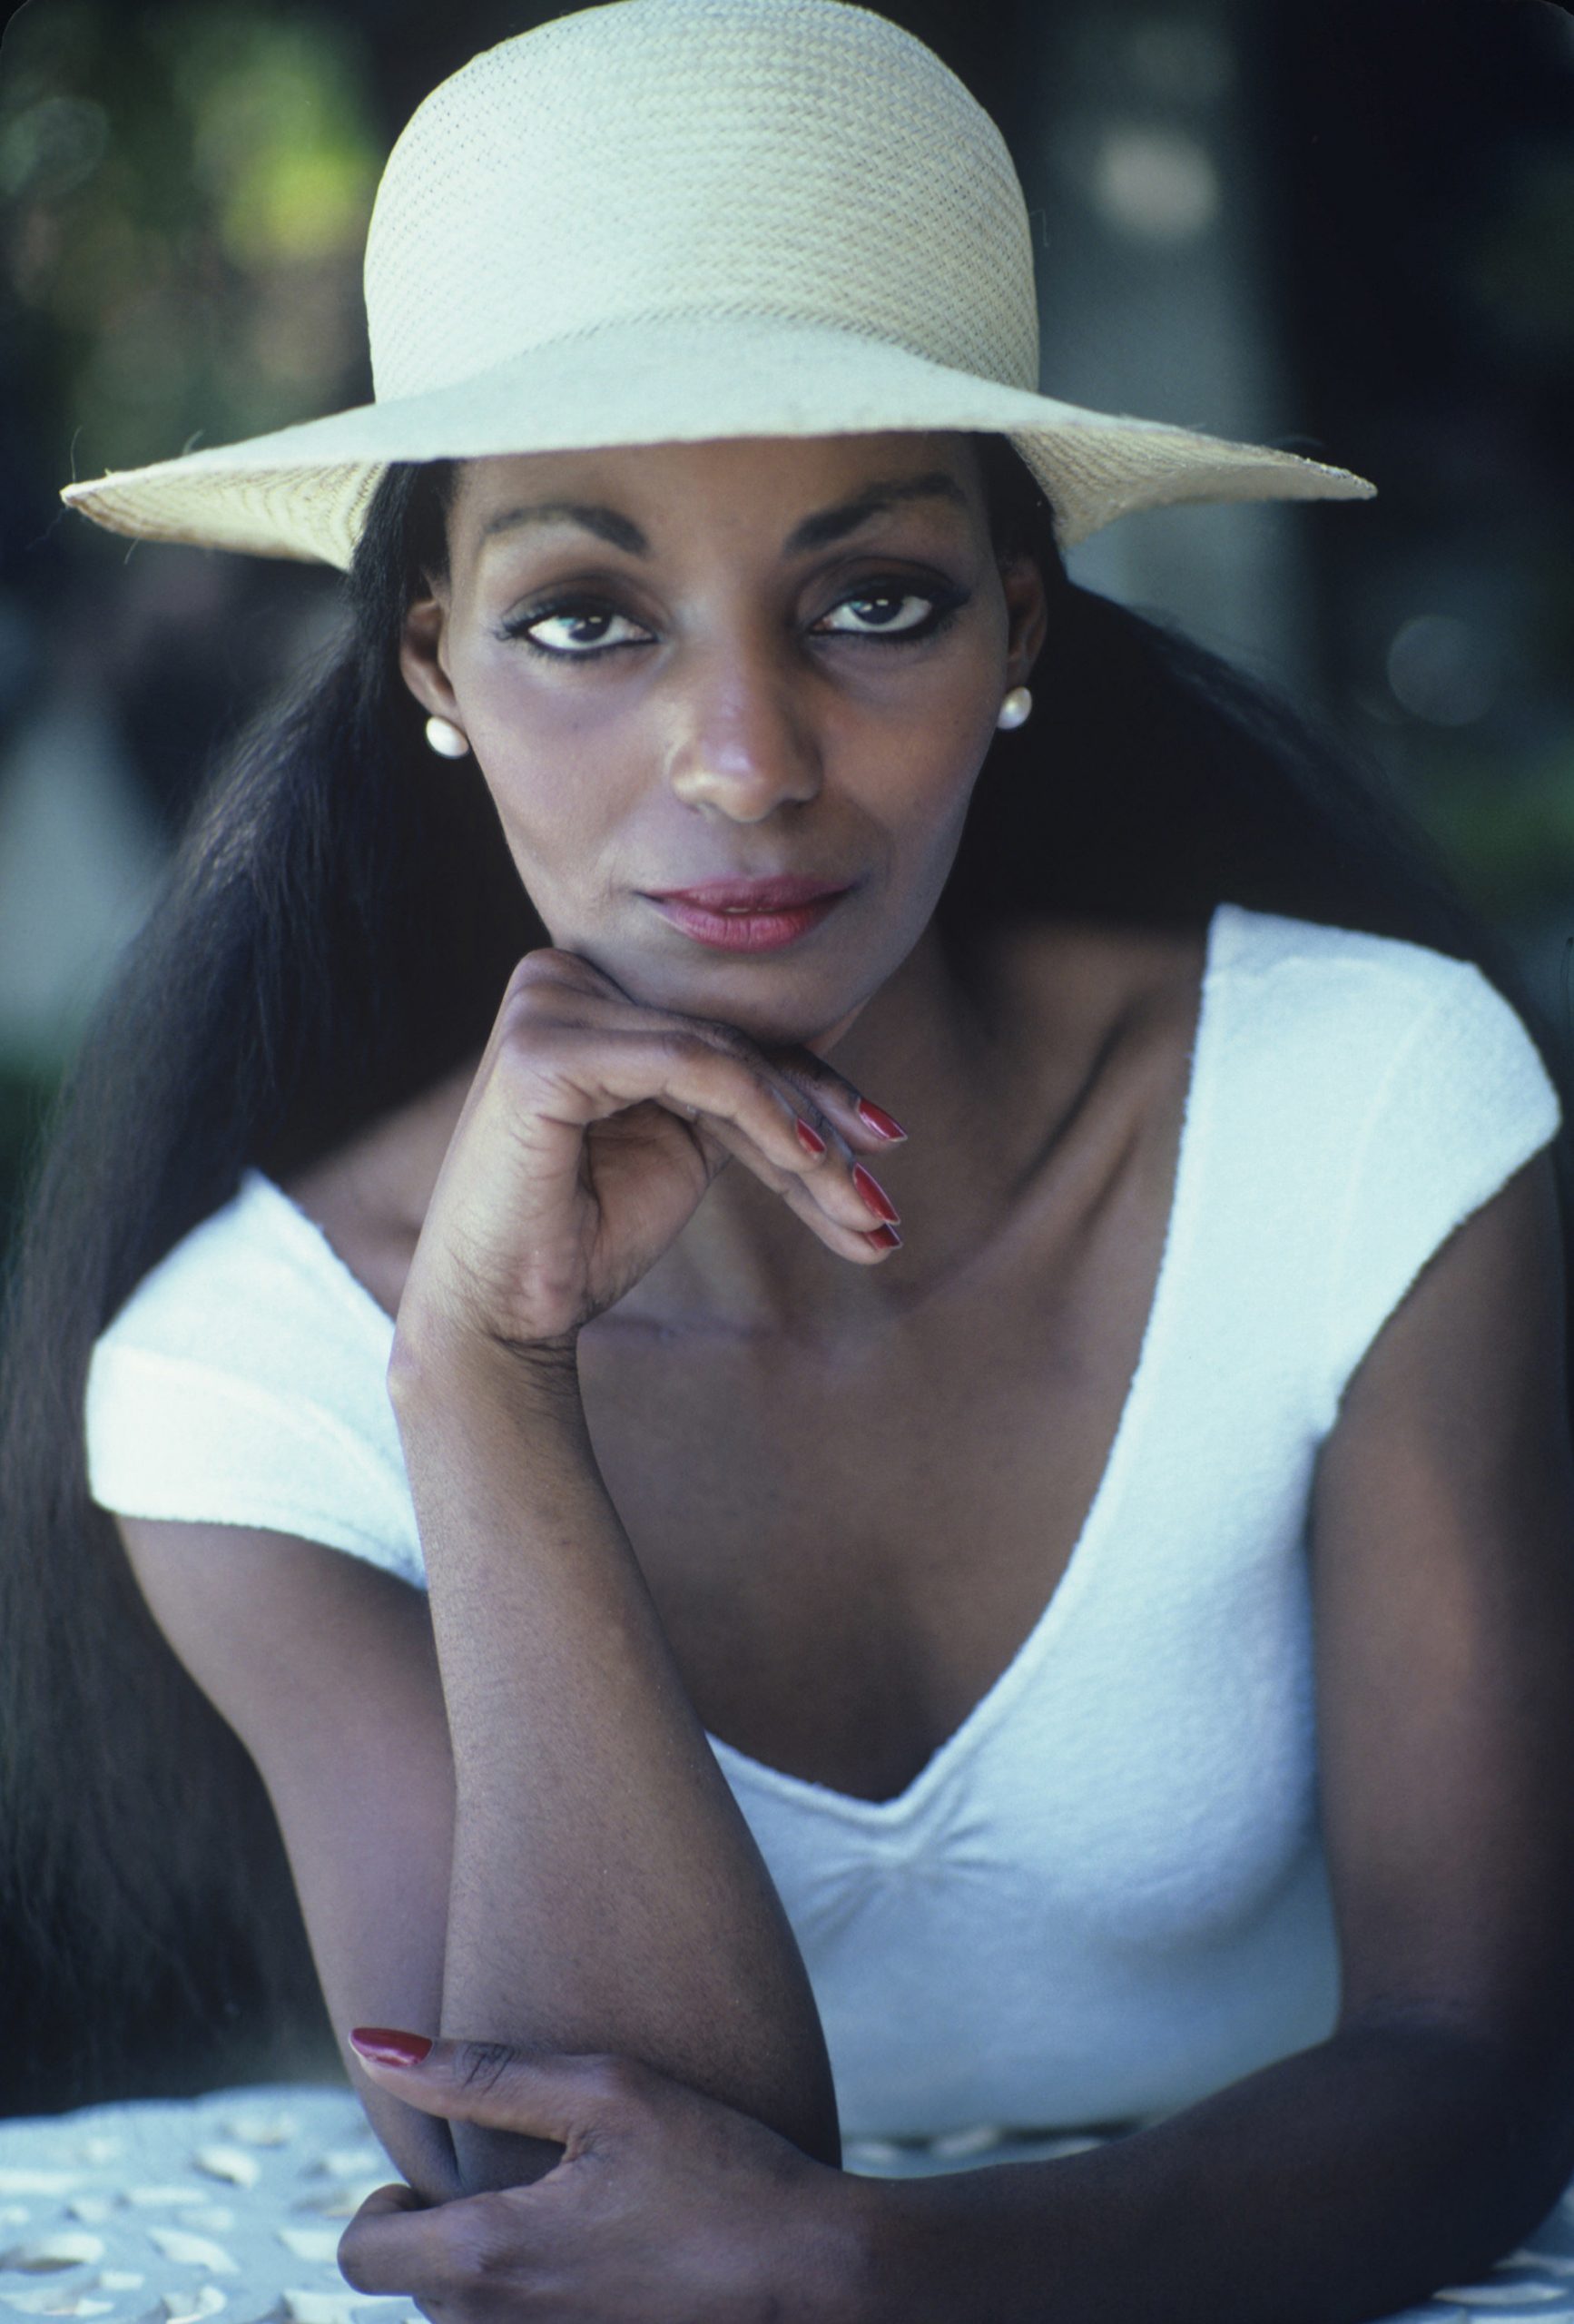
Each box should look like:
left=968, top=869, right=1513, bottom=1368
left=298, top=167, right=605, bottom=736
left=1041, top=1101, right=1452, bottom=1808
left=245, top=899, right=1237, bottom=1829
left=706, top=896, right=1234, bottom=1826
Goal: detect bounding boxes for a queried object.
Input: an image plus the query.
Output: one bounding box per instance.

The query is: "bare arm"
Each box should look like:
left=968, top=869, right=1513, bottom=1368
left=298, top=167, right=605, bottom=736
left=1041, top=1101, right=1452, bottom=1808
left=391, top=1332, right=840, bottom=2193
left=847, top=1147, right=1574, bottom=2319
left=384, top=947, right=914, bottom=2191
left=118, top=1517, right=464, bottom=2195
left=122, top=947, right=902, bottom=2201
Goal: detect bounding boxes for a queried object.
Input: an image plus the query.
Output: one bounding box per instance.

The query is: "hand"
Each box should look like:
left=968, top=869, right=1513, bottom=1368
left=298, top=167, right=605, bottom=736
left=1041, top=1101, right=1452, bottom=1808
left=394, top=947, right=909, bottom=1357
left=338, top=2034, right=875, bottom=2324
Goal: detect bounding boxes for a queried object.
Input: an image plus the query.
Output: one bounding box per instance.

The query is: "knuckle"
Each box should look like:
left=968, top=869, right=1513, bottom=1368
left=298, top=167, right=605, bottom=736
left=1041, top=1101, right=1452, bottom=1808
left=656, top=1027, right=716, bottom=1077
left=581, top=2048, right=650, bottom=2108
left=504, top=950, right=562, bottom=1000
left=696, top=1019, right=752, bottom=1062
left=782, top=1056, right=847, bottom=1109
left=498, top=980, right=557, bottom=1039
left=450, top=2037, right=517, bottom=2098
left=446, top=2196, right=521, bottom=2284
left=515, top=943, right=582, bottom=980
left=335, top=2222, right=376, bottom=2291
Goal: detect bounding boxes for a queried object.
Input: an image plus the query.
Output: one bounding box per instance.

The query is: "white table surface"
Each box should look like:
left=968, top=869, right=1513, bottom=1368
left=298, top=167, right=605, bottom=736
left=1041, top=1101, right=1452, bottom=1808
left=4, top=2084, right=1574, bottom=2321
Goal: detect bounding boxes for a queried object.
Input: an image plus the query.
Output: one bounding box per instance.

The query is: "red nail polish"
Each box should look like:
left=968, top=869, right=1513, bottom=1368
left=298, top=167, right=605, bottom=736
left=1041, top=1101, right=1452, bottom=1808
left=856, top=1099, right=907, bottom=1142
left=864, top=1223, right=902, bottom=1252
left=852, top=1164, right=900, bottom=1225
left=349, top=2027, right=433, bottom=2068
left=794, top=1117, right=827, bottom=1158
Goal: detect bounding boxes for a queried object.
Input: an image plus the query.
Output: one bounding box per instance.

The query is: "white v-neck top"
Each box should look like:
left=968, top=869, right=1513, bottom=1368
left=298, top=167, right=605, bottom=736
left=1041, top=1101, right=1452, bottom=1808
left=84, top=903, right=1563, bottom=2140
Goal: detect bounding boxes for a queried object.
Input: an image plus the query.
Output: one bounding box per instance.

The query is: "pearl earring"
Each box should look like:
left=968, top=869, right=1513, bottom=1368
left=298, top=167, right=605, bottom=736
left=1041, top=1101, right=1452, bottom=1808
left=425, top=714, right=470, bottom=759
left=997, top=686, right=1033, bottom=731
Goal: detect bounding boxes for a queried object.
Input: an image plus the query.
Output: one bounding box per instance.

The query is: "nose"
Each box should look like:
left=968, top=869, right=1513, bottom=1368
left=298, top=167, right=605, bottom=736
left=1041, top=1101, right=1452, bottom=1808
left=664, top=644, right=822, bottom=824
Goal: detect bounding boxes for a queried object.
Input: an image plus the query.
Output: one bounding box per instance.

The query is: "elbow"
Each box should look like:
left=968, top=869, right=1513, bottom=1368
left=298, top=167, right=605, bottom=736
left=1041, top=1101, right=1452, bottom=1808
left=356, top=2089, right=466, bottom=2207
left=1343, top=2004, right=1574, bottom=2263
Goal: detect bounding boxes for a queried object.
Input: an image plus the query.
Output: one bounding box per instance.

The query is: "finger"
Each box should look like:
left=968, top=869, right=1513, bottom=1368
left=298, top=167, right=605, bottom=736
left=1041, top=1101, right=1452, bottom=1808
left=534, top=1025, right=893, bottom=1246
left=646, top=1026, right=907, bottom=1253
left=665, top=1094, right=903, bottom=1263
left=489, top=970, right=907, bottom=1255
left=764, top=1045, right=910, bottom=1154
left=663, top=1039, right=905, bottom=1246
left=501, top=954, right=910, bottom=1151
left=339, top=2187, right=526, bottom=2301
left=351, top=2181, right=426, bottom=2220
left=349, top=2031, right=622, bottom=2145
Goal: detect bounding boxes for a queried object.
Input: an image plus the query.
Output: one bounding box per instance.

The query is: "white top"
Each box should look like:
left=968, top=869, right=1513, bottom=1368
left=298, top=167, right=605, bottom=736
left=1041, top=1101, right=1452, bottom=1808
left=84, top=902, right=1564, bottom=2142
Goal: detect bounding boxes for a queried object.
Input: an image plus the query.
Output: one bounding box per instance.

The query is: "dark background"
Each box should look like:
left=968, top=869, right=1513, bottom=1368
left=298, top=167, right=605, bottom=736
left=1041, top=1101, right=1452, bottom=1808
left=2, top=0, right=1573, bottom=2111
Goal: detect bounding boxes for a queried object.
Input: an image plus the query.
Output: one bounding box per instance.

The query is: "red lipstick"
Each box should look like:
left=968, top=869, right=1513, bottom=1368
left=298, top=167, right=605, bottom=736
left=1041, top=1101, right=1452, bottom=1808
left=643, top=876, right=852, bottom=953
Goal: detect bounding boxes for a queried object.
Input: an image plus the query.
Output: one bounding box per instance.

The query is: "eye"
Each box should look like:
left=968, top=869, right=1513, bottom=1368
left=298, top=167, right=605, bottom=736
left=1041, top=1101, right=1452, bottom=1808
left=810, top=586, right=959, bottom=642
left=503, top=600, right=654, bottom=657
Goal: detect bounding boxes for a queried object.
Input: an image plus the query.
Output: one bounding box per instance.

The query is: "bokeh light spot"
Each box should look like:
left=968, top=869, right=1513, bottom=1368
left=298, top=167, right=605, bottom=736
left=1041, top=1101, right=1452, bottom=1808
left=1386, top=615, right=1500, bottom=727
left=1089, top=125, right=1221, bottom=242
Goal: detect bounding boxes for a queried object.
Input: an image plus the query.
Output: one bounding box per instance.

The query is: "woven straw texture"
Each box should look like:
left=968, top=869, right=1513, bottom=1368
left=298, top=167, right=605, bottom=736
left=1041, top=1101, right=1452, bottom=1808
left=60, top=0, right=1373, bottom=564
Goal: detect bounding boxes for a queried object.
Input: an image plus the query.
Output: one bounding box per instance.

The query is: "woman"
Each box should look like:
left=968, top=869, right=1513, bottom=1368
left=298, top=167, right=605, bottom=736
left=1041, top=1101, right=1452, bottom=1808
left=5, top=2, right=1574, bottom=2317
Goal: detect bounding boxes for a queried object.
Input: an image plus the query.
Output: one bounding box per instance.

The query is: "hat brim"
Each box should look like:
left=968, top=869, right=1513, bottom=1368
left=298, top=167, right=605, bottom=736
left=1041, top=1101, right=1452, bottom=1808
left=59, top=314, right=1373, bottom=567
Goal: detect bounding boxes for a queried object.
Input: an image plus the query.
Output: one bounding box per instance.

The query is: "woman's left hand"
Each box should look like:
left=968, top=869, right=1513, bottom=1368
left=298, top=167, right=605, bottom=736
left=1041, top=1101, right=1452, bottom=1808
left=337, top=2035, right=876, bottom=2322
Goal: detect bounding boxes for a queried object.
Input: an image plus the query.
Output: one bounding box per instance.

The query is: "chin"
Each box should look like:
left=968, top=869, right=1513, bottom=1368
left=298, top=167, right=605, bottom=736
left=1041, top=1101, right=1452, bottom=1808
left=585, top=939, right=861, bottom=1050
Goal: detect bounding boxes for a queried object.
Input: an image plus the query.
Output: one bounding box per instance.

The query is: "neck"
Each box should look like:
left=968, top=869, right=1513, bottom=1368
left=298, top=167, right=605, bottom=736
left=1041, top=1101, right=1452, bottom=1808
left=617, top=916, right=1055, bottom=1340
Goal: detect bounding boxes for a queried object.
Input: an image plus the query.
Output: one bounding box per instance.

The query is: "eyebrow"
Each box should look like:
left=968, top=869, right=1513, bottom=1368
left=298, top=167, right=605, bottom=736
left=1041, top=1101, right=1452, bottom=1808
left=474, top=470, right=970, bottom=560
left=782, top=471, right=970, bottom=554
left=477, top=499, right=647, bottom=553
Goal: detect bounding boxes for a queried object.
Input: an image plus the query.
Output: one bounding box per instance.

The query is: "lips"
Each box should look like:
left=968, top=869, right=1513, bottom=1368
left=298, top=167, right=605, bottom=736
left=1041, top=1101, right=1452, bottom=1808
left=644, top=876, right=851, bottom=912
left=642, top=878, right=853, bottom=954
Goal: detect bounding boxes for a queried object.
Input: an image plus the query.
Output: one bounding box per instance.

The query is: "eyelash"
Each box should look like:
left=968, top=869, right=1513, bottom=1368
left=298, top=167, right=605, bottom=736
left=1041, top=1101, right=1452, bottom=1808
left=498, top=580, right=969, bottom=661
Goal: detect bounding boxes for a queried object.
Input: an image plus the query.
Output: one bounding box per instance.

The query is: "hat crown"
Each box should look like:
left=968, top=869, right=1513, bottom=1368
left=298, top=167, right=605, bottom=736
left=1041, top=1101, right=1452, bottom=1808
left=364, top=0, right=1041, bottom=403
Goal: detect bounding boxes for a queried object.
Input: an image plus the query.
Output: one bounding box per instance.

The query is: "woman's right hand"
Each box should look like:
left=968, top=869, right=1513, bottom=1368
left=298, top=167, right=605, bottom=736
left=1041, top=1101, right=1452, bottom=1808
left=392, top=948, right=907, bottom=1363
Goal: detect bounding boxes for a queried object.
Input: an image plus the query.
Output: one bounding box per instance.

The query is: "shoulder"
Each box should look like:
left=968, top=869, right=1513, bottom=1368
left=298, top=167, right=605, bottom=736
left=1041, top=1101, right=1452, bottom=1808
left=93, top=1170, right=389, bottom=1369
left=282, top=1057, right=477, bottom=1321
left=1204, top=904, right=1561, bottom=1148
left=85, top=1167, right=423, bottom=1578
left=1199, top=906, right=1563, bottom=1421
left=1206, top=900, right=1534, bottom=1046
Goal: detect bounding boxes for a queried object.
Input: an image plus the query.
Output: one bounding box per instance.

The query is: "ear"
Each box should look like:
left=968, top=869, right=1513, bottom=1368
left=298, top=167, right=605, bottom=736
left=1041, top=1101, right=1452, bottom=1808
left=999, top=547, right=1050, bottom=692
left=398, top=587, right=463, bottom=724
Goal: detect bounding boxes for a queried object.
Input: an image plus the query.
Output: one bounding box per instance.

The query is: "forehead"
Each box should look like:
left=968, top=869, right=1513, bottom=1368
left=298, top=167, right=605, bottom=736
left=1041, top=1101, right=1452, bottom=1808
left=446, top=429, right=989, bottom=553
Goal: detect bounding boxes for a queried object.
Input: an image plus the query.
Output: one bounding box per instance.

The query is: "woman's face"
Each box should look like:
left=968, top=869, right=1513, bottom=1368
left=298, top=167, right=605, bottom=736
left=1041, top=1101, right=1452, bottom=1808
left=399, top=430, right=1047, bottom=1047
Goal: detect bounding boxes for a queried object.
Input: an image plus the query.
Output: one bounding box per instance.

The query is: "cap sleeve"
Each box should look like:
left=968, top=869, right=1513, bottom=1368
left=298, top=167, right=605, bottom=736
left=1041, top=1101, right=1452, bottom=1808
left=1321, top=958, right=1563, bottom=1414
left=84, top=1173, right=426, bottom=1589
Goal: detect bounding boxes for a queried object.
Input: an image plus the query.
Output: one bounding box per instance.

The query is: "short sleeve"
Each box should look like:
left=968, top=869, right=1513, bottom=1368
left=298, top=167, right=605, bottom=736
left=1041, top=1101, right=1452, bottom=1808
left=84, top=1172, right=427, bottom=1590
left=1322, top=959, right=1563, bottom=1412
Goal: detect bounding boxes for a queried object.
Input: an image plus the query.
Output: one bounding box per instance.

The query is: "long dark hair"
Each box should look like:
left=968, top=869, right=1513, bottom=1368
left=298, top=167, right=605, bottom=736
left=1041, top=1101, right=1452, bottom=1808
left=2, top=438, right=1569, bottom=2111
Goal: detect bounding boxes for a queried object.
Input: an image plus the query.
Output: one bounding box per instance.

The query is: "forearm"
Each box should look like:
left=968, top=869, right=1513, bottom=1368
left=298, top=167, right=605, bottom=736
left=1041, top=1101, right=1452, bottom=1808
left=391, top=1330, right=839, bottom=2193
left=851, top=2020, right=1574, bottom=2324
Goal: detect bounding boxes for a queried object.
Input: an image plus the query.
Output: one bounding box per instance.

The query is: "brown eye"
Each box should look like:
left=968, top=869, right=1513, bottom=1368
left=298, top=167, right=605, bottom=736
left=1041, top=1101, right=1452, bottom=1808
left=815, top=590, right=937, bottom=636
left=506, top=602, right=655, bottom=656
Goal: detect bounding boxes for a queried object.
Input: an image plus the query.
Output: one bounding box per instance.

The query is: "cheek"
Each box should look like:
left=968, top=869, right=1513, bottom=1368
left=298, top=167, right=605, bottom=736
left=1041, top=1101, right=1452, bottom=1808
left=467, top=745, right=620, bottom=929
left=877, top=691, right=1001, bottom=864
left=453, top=684, right=630, bottom=877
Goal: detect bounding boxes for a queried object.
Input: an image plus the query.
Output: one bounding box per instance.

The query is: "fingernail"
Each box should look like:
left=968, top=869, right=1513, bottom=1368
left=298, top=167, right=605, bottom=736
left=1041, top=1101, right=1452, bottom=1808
left=794, top=1117, right=827, bottom=1158
left=856, top=1099, right=907, bottom=1142
left=864, top=1223, right=902, bottom=1253
left=349, top=2027, right=433, bottom=2068
left=852, top=1164, right=900, bottom=1225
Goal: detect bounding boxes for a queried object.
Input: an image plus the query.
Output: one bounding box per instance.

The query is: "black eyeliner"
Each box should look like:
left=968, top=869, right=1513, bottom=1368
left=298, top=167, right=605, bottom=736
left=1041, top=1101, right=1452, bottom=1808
left=497, top=576, right=971, bottom=659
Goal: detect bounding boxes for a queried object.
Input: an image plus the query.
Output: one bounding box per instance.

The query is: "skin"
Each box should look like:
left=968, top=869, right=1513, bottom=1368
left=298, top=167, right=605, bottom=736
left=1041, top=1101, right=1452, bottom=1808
left=116, top=430, right=1574, bottom=2321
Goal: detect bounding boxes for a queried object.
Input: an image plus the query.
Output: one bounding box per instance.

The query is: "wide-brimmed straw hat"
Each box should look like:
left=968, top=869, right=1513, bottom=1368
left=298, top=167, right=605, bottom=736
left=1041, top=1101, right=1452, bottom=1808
left=60, top=0, right=1374, bottom=567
